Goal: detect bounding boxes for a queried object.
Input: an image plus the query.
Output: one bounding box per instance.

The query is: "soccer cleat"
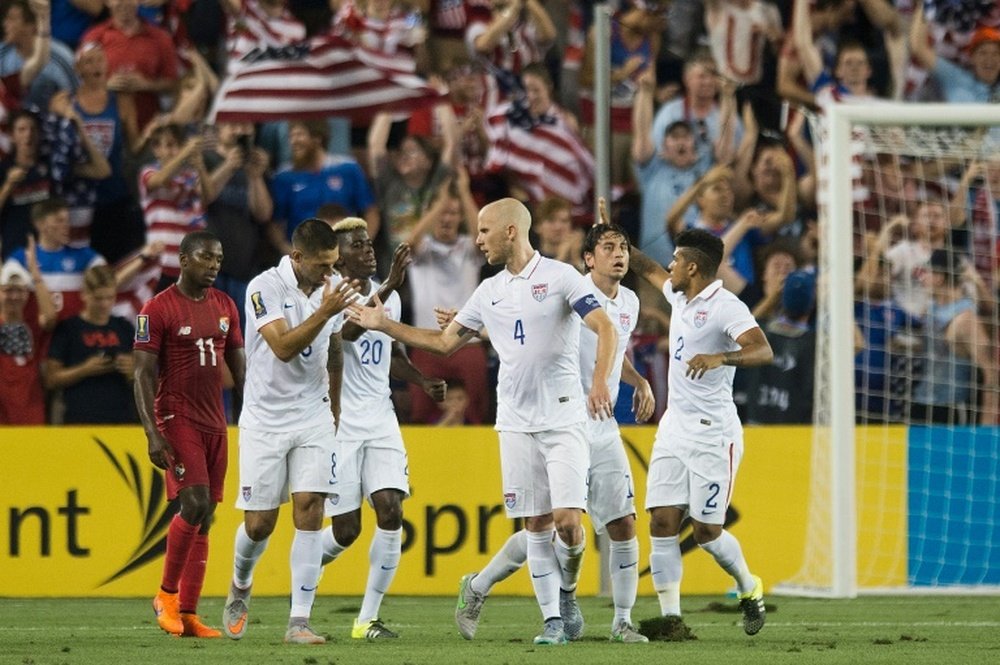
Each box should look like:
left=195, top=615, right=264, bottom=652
left=284, top=622, right=326, bottom=644
left=559, top=589, right=584, bottom=641
left=352, top=618, right=399, bottom=640
left=738, top=575, right=766, bottom=635
left=455, top=572, right=487, bottom=640
left=152, top=590, right=183, bottom=635
left=222, top=582, right=251, bottom=640
left=181, top=614, right=221, bottom=638
left=533, top=618, right=568, bottom=645
left=610, top=619, right=649, bottom=643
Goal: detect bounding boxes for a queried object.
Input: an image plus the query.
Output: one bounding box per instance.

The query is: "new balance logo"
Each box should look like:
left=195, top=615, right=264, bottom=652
left=178, top=326, right=192, bottom=335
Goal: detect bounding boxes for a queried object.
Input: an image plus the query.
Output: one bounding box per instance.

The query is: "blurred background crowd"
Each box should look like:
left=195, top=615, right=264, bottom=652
left=0, top=0, right=997, bottom=427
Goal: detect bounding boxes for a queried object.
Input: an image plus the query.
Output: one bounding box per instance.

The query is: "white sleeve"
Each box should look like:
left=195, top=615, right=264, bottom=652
left=723, top=296, right=759, bottom=341
left=454, top=281, right=486, bottom=333
left=246, top=275, right=286, bottom=332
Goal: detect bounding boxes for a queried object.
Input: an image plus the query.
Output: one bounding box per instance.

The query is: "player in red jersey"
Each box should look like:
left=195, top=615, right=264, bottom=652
left=134, top=230, right=246, bottom=638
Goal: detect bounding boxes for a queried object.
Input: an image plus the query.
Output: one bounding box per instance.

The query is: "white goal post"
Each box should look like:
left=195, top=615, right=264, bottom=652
left=776, top=103, right=1000, bottom=599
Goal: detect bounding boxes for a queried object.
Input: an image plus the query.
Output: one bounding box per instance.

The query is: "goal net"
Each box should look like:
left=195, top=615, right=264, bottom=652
left=777, top=103, right=1000, bottom=597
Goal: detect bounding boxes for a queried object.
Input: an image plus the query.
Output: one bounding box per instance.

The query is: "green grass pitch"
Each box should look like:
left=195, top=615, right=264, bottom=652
left=1, top=595, right=998, bottom=665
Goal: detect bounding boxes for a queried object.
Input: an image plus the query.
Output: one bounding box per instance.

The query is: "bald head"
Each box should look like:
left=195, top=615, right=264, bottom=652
left=481, top=197, right=532, bottom=236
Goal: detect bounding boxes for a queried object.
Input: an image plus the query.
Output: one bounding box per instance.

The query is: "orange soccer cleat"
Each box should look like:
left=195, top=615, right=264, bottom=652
left=181, top=613, right=222, bottom=638
left=152, top=590, right=183, bottom=636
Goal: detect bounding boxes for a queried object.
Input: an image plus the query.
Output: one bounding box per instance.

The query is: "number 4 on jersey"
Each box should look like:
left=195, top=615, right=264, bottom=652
left=513, top=319, right=525, bottom=345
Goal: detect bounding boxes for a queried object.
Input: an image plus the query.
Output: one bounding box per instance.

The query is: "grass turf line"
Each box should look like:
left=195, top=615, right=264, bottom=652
left=0, top=595, right=997, bottom=665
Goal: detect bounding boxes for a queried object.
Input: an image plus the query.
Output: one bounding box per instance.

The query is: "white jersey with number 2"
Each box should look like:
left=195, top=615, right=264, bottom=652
left=661, top=278, right=758, bottom=442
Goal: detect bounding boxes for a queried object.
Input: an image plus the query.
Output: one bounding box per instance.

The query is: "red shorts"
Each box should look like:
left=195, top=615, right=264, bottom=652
left=161, top=420, right=228, bottom=502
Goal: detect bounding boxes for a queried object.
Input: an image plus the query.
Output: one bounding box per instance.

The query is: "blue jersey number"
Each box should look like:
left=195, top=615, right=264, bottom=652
left=513, top=319, right=525, bottom=345
left=360, top=339, right=384, bottom=365
left=674, top=335, right=684, bottom=361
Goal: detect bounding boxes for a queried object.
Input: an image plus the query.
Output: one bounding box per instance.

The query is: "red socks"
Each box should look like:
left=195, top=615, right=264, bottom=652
left=161, top=515, right=199, bottom=594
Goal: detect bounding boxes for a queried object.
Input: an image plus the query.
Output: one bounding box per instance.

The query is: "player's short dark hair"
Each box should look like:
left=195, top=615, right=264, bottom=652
left=292, top=218, right=339, bottom=255
left=675, top=228, right=724, bottom=277
left=582, top=223, right=630, bottom=272
left=179, top=230, right=221, bottom=256
left=31, top=197, right=69, bottom=222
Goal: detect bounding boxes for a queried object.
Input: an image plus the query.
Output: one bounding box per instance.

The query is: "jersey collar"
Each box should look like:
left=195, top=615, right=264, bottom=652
left=277, top=255, right=299, bottom=289
left=690, top=279, right=724, bottom=303
left=505, top=251, right=542, bottom=282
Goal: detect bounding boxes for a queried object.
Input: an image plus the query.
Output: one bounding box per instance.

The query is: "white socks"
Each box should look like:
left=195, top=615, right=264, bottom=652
left=699, top=530, right=755, bottom=594
left=553, top=531, right=585, bottom=592
left=320, top=525, right=348, bottom=566
left=232, top=522, right=269, bottom=589
left=358, top=527, right=401, bottom=622
left=289, top=529, right=322, bottom=619
left=608, top=537, right=639, bottom=624
left=525, top=529, right=561, bottom=620
left=650, top=535, right=682, bottom=616
left=471, top=529, right=527, bottom=596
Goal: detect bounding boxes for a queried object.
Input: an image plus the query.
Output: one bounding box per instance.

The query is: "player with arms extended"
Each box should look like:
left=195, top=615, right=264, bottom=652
left=454, top=218, right=656, bottom=643
left=318, top=219, right=446, bottom=640
left=222, top=219, right=359, bottom=644
left=135, top=230, right=246, bottom=638
left=630, top=228, right=773, bottom=636
left=349, top=198, right=619, bottom=645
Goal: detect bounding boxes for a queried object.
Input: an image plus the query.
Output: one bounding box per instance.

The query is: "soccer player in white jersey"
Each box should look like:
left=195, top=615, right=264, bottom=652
left=629, top=228, right=773, bottom=636
left=222, top=219, right=360, bottom=645
left=453, top=221, right=656, bottom=643
left=349, top=198, right=619, bottom=645
left=319, top=219, right=446, bottom=640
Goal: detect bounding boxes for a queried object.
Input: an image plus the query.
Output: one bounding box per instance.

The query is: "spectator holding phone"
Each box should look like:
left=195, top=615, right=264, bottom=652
left=44, top=263, right=137, bottom=423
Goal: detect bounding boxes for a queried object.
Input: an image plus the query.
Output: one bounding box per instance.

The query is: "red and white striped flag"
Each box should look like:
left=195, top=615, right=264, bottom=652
left=210, top=33, right=445, bottom=123
left=484, top=103, right=594, bottom=208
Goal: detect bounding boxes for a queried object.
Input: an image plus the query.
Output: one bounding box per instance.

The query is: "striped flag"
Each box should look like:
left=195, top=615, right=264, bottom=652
left=210, top=33, right=445, bottom=123
left=484, top=102, right=594, bottom=208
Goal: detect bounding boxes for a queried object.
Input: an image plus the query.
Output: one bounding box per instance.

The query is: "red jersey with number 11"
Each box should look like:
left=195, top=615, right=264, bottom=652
left=133, top=285, right=243, bottom=433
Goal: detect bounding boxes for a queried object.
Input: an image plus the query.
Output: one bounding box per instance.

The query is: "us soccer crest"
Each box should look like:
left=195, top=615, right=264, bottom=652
left=219, top=316, right=230, bottom=333
left=531, top=283, right=548, bottom=302
left=619, top=312, right=631, bottom=332
left=504, top=492, right=517, bottom=510
left=250, top=291, right=267, bottom=318
left=694, top=310, right=708, bottom=328
left=242, top=486, right=252, bottom=502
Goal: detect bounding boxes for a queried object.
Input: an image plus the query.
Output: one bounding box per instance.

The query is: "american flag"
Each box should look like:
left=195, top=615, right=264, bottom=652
left=484, top=101, right=594, bottom=208
left=210, top=33, right=445, bottom=123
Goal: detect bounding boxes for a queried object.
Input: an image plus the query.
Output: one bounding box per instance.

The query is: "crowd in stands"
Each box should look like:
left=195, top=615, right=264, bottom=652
left=0, top=0, right=997, bottom=427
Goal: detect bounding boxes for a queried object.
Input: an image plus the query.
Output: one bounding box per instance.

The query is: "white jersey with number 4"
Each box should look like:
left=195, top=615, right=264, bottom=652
left=661, top=278, right=758, bottom=442
left=579, top=274, right=639, bottom=440
left=455, top=252, right=603, bottom=433
left=337, top=282, right=401, bottom=440
left=240, top=255, right=343, bottom=431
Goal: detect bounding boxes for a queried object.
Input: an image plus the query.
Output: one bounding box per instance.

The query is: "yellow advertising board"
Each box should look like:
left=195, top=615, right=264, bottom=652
left=0, top=425, right=824, bottom=597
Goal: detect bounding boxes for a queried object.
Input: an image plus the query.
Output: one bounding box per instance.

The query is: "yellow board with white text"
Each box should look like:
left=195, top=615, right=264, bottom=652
left=0, top=425, right=885, bottom=596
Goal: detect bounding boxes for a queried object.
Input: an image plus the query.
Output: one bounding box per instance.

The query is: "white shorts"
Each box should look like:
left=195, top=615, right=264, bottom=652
left=587, top=432, right=637, bottom=534
left=236, top=423, right=336, bottom=510
left=499, top=424, right=589, bottom=518
left=644, top=428, right=744, bottom=526
left=324, top=430, right=410, bottom=517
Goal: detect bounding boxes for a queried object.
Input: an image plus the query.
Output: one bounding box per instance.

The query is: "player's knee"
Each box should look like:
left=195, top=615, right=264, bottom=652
left=552, top=516, right=583, bottom=546
left=691, top=521, right=723, bottom=545
left=332, top=517, right=361, bottom=546
left=371, top=491, right=404, bottom=530
left=605, top=515, right=636, bottom=541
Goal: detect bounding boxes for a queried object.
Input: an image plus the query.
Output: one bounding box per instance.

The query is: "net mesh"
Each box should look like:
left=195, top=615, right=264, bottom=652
left=780, top=109, right=1000, bottom=594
